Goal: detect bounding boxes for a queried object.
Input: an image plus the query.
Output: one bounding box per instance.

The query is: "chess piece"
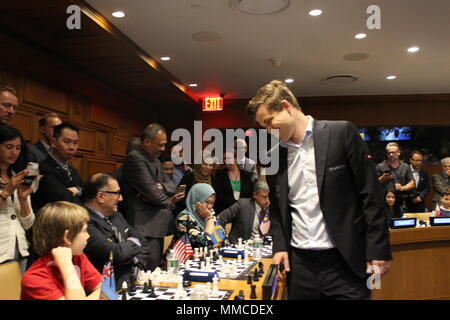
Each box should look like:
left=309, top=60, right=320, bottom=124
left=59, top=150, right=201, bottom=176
left=244, top=254, right=249, bottom=264
left=247, top=274, right=253, bottom=285
left=194, top=247, right=199, bottom=259
left=205, top=257, right=211, bottom=269
left=211, top=276, right=220, bottom=298
left=253, top=269, right=259, bottom=282
left=237, top=255, right=242, bottom=263
left=121, top=282, right=128, bottom=300
left=238, top=237, right=243, bottom=249
left=183, top=280, right=192, bottom=287
left=200, top=261, right=206, bottom=270
left=258, top=266, right=264, bottom=276
left=143, top=281, right=149, bottom=293
left=250, top=285, right=257, bottom=299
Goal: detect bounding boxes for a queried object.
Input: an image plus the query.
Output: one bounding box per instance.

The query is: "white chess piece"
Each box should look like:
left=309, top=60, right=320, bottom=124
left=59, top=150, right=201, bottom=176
left=211, top=276, right=220, bottom=297
left=199, top=247, right=203, bottom=257
left=204, top=246, right=208, bottom=257
left=185, top=259, right=191, bottom=270
left=194, top=247, right=199, bottom=259
left=237, top=254, right=242, bottom=263
left=205, top=257, right=211, bottom=269
left=200, top=261, right=206, bottom=270
left=238, top=238, right=243, bottom=249
left=244, top=254, right=249, bottom=264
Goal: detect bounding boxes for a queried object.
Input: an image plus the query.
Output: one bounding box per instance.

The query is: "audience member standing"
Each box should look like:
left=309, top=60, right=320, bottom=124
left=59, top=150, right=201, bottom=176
left=28, top=113, right=62, bottom=163
left=376, top=142, right=414, bottom=210
left=235, top=139, right=259, bottom=182
left=0, top=125, right=35, bottom=273
left=406, top=150, right=429, bottom=212
left=122, top=123, right=183, bottom=271
left=31, top=123, right=84, bottom=212
left=213, top=151, right=253, bottom=214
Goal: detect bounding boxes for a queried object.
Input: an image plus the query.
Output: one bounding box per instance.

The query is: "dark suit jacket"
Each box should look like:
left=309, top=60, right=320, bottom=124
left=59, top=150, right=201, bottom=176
left=432, top=173, right=450, bottom=203
left=406, top=169, right=429, bottom=212
left=122, top=146, right=176, bottom=238
left=213, top=168, right=254, bottom=214
left=267, top=119, right=392, bottom=278
left=28, top=141, right=49, bottom=163
left=31, top=155, right=84, bottom=213
left=218, top=198, right=262, bottom=243
left=83, top=206, right=144, bottom=289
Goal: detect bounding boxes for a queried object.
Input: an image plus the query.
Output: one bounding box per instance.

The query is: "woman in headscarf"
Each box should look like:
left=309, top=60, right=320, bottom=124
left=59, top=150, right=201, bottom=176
left=176, top=183, right=224, bottom=249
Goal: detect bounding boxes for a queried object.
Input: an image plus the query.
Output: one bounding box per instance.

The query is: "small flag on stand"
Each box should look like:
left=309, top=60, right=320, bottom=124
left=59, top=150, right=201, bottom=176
left=210, top=222, right=226, bottom=245
left=259, top=210, right=271, bottom=236
left=173, top=233, right=194, bottom=264
left=99, top=252, right=118, bottom=300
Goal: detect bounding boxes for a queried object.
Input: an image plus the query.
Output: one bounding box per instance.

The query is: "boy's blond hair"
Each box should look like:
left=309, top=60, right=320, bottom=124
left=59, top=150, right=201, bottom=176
left=33, top=201, right=89, bottom=256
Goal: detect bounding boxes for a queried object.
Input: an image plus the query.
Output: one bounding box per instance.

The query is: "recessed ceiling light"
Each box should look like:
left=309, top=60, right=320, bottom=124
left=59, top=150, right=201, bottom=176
left=160, top=57, right=171, bottom=61
left=189, top=83, right=198, bottom=87
left=112, top=11, right=125, bottom=18
left=309, top=9, right=322, bottom=16
left=407, top=46, right=420, bottom=53
left=355, top=33, right=367, bottom=39
left=387, top=75, right=397, bottom=80
left=285, top=78, right=294, bottom=83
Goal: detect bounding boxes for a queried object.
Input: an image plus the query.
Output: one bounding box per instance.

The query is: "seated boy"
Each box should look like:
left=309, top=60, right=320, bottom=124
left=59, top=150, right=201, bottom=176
left=438, top=190, right=450, bottom=217
left=21, top=201, right=102, bottom=300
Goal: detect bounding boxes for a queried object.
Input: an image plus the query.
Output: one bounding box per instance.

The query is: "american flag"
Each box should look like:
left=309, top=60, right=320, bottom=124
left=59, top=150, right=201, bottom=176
left=173, top=233, right=194, bottom=264
left=99, top=252, right=118, bottom=300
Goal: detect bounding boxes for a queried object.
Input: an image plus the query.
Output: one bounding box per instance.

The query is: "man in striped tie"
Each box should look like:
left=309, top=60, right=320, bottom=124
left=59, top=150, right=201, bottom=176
left=218, top=180, right=271, bottom=244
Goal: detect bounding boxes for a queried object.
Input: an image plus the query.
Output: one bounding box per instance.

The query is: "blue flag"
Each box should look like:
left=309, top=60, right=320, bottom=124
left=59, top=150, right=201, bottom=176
left=210, top=222, right=226, bottom=245
left=99, top=253, right=118, bottom=300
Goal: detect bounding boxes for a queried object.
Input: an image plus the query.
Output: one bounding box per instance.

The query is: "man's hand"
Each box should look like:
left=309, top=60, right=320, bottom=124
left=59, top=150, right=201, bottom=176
left=169, top=192, right=185, bottom=205
left=273, top=251, right=290, bottom=281
left=412, top=196, right=422, bottom=204
left=67, top=187, right=79, bottom=196
left=379, top=173, right=393, bottom=183
left=366, top=260, right=391, bottom=276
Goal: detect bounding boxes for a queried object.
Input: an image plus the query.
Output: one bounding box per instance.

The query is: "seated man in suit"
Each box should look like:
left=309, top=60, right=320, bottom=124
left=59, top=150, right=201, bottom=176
left=28, top=112, right=62, bottom=163
left=83, top=173, right=144, bottom=289
left=432, top=157, right=450, bottom=209
left=32, top=122, right=84, bottom=213
left=218, top=180, right=270, bottom=243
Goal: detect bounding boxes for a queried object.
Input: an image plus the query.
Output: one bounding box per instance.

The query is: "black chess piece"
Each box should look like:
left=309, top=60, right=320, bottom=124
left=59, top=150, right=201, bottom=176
left=247, top=274, right=253, bottom=284
left=147, top=286, right=157, bottom=298
left=258, top=266, right=264, bottom=276
left=258, top=262, right=264, bottom=270
left=234, top=290, right=245, bottom=300
left=183, top=280, right=192, bottom=287
left=250, top=285, right=257, bottom=299
left=142, top=281, right=149, bottom=293
left=253, top=269, right=259, bottom=281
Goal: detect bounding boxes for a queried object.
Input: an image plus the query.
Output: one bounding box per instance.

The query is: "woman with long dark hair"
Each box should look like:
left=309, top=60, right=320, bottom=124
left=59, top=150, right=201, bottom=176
left=0, top=125, right=35, bottom=273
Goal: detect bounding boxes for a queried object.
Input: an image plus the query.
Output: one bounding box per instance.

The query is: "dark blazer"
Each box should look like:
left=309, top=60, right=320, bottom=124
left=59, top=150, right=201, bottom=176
left=28, top=141, right=49, bottom=164
left=122, top=146, right=176, bottom=238
left=83, top=206, right=144, bottom=289
left=213, top=168, right=254, bottom=214
left=267, top=120, right=392, bottom=278
left=406, top=169, right=429, bottom=212
left=218, top=198, right=261, bottom=243
left=432, top=173, right=450, bottom=203
left=31, top=155, right=84, bottom=213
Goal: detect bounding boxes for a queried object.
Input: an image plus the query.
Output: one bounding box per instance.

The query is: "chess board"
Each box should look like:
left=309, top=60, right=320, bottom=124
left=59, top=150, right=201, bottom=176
left=128, top=286, right=233, bottom=300
left=180, top=259, right=258, bottom=280
left=245, top=244, right=273, bottom=258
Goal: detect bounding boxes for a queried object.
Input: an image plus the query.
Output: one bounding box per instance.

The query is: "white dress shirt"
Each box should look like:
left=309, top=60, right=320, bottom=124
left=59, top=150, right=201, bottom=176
left=283, top=116, right=335, bottom=250
left=410, top=165, right=420, bottom=188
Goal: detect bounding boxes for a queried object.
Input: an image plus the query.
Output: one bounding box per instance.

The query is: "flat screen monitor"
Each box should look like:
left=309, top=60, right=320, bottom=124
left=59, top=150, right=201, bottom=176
left=358, top=128, right=370, bottom=141
left=378, top=126, right=412, bottom=141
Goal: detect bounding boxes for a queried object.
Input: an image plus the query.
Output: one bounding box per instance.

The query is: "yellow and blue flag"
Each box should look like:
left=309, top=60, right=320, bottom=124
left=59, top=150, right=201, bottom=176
left=210, top=222, right=226, bottom=245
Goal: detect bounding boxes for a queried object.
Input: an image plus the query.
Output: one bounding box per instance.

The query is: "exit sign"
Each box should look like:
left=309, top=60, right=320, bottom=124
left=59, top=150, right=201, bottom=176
left=202, top=97, right=223, bottom=111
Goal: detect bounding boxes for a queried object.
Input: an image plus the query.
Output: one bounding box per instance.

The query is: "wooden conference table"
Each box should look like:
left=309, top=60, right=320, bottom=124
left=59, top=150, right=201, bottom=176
left=372, top=213, right=450, bottom=300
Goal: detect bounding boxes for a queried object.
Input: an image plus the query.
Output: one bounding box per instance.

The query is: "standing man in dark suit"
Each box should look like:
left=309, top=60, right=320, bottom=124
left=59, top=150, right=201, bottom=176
left=122, top=123, right=184, bottom=271
left=218, top=180, right=270, bottom=243
left=83, top=173, right=144, bottom=289
left=28, top=112, right=62, bottom=163
left=246, top=80, right=392, bottom=300
left=31, top=122, right=84, bottom=212
left=406, top=150, right=429, bottom=212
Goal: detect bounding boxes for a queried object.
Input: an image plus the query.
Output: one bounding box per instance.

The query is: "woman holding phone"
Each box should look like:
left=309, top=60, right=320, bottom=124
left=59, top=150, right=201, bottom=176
left=0, top=125, right=35, bottom=273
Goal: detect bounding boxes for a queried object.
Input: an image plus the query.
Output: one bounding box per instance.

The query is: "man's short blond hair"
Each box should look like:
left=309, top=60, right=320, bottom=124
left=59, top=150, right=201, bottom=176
left=246, top=80, right=300, bottom=121
left=33, top=201, right=89, bottom=256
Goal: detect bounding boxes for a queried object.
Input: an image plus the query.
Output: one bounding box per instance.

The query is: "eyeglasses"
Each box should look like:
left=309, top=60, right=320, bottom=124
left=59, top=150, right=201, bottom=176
left=387, top=152, right=398, bottom=155
left=101, top=190, right=122, bottom=195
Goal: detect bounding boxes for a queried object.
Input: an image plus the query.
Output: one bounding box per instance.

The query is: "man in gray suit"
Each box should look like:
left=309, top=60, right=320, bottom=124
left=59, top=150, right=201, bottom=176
left=122, top=123, right=184, bottom=271
left=235, top=139, right=259, bottom=182
left=432, top=157, right=450, bottom=209
left=218, top=180, right=270, bottom=243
